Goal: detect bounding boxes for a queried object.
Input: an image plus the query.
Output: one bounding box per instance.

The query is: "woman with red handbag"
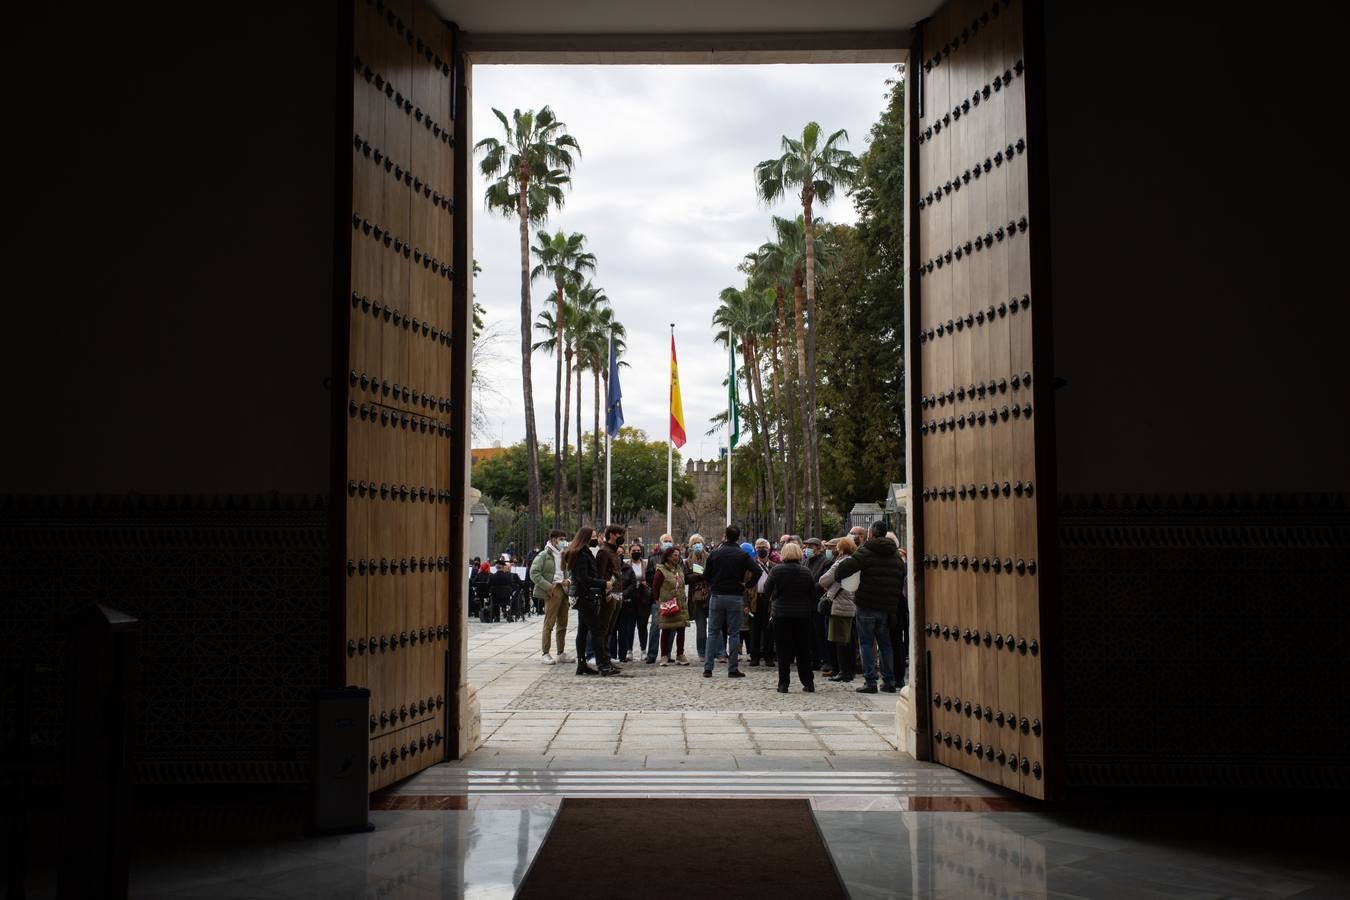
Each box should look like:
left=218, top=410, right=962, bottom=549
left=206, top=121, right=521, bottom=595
left=653, top=545, right=688, bottom=666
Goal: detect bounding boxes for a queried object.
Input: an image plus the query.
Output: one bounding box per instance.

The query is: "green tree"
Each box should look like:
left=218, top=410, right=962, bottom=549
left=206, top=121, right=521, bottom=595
left=755, top=122, right=860, bottom=536
left=531, top=230, right=596, bottom=527
left=713, top=283, right=778, bottom=532
left=575, top=299, right=625, bottom=522
left=474, top=107, right=580, bottom=545
left=815, top=70, right=908, bottom=516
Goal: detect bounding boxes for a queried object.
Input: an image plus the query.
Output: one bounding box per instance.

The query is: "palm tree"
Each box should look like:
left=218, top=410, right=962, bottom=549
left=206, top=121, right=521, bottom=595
left=714, top=284, right=779, bottom=533
left=531, top=301, right=577, bottom=517
left=748, top=215, right=841, bottom=534
left=755, top=123, right=860, bottom=534
left=475, top=107, right=579, bottom=544
left=578, top=304, right=626, bottom=523
left=531, top=230, right=596, bottom=526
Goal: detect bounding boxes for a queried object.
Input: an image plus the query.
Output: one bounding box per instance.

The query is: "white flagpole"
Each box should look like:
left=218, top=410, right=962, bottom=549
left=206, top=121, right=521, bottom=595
left=667, top=324, right=674, bottom=535
left=726, top=339, right=733, bottom=528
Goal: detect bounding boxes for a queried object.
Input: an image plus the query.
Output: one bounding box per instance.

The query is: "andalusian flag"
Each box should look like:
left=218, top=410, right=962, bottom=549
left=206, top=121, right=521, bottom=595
left=728, top=341, right=741, bottom=450
left=669, top=334, right=687, bottom=448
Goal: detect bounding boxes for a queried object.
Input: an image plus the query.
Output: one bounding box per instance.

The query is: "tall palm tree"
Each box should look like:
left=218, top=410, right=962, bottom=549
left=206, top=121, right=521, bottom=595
left=475, top=107, right=579, bottom=544
left=749, top=215, right=841, bottom=534
left=568, top=284, right=610, bottom=522
left=714, top=284, right=779, bottom=533
left=531, top=230, right=596, bottom=526
left=755, top=123, right=859, bottom=534
left=577, top=303, right=625, bottom=523
left=531, top=301, right=577, bottom=517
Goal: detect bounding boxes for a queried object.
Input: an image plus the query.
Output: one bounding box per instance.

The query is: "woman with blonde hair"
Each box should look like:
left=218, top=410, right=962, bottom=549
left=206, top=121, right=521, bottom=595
left=817, top=536, right=859, bottom=682
left=653, top=545, right=689, bottom=665
left=761, top=541, right=816, bottom=692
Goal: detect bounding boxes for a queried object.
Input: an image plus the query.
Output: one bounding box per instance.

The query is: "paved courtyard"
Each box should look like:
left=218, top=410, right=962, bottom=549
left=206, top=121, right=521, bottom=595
left=466, top=613, right=907, bottom=769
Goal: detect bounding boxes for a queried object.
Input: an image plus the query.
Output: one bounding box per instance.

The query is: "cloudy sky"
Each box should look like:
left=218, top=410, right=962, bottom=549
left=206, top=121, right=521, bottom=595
left=470, top=63, right=898, bottom=462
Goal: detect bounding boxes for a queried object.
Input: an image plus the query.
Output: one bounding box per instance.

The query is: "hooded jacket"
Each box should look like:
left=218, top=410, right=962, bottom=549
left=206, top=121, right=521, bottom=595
left=833, top=537, right=904, bottom=614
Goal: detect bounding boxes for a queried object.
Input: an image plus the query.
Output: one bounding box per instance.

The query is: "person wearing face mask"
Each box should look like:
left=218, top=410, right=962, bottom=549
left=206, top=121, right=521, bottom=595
left=529, top=529, right=571, bottom=665
left=564, top=526, right=621, bottom=676
left=596, top=525, right=627, bottom=664
left=748, top=538, right=777, bottom=666
left=643, top=533, right=675, bottom=663
left=683, top=533, right=710, bottom=664
left=817, top=536, right=859, bottom=682
left=803, top=537, right=834, bottom=677
left=620, top=542, right=651, bottom=662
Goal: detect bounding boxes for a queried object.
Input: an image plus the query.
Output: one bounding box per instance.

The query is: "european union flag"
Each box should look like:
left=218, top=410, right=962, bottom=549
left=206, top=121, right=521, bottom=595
left=605, top=331, right=624, bottom=438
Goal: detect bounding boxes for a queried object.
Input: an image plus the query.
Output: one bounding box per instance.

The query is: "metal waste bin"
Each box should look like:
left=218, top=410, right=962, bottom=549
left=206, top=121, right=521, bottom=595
left=313, top=686, right=374, bottom=834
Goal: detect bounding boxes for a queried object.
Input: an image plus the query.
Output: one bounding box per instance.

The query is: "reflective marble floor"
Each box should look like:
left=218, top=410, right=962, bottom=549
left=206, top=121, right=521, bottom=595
left=11, top=789, right=1347, bottom=898
left=114, top=803, right=1349, bottom=899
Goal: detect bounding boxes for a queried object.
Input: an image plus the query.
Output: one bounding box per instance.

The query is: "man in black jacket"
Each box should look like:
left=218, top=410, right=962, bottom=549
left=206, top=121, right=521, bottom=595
left=834, top=520, right=904, bottom=693
left=701, top=525, right=757, bottom=677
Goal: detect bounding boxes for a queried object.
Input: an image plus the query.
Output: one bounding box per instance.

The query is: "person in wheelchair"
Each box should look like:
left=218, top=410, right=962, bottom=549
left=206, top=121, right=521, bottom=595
left=488, top=557, right=518, bottom=622
left=473, top=561, right=493, bottom=622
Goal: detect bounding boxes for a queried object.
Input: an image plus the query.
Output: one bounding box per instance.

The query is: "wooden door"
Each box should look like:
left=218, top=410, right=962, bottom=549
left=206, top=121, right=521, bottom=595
left=335, top=0, right=459, bottom=791
left=910, top=0, right=1057, bottom=798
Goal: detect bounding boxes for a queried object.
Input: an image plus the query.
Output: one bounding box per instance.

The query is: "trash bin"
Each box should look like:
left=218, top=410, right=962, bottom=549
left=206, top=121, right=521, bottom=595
left=313, top=686, right=374, bottom=834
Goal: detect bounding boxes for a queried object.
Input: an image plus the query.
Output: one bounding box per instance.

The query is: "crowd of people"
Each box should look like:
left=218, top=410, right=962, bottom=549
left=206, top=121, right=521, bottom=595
left=473, top=521, right=909, bottom=694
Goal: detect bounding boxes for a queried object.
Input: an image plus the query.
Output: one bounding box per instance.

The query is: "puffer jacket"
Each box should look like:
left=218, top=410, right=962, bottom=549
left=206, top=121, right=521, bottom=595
left=834, top=537, right=904, bottom=614
left=817, top=557, right=857, bottom=617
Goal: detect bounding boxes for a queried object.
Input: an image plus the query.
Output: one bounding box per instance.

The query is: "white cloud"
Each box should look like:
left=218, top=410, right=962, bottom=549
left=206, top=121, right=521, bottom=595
left=470, top=62, right=896, bottom=461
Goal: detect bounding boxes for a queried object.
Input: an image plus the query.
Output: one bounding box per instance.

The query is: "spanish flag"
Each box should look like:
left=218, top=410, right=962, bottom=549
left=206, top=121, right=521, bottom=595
left=669, top=334, right=687, bottom=448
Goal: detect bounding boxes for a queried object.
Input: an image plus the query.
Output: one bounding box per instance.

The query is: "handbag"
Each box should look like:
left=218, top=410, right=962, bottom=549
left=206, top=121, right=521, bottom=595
left=659, top=598, right=681, bottom=617
left=841, top=571, right=861, bottom=593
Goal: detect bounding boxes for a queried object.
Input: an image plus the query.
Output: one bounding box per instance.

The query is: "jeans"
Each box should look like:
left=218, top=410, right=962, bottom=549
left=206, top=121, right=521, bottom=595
left=645, top=612, right=663, bottom=662
left=855, top=608, right=895, bottom=687
left=704, top=594, right=744, bottom=672
left=773, top=617, right=813, bottom=689
left=692, top=600, right=709, bottom=658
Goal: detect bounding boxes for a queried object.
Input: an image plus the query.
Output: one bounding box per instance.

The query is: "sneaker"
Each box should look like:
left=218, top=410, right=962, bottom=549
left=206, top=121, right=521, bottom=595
left=702, top=670, right=712, bottom=679
left=880, top=683, right=897, bottom=693
left=717, top=655, right=728, bottom=664
left=585, top=658, right=599, bottom=672
left=727, top=670, right=745, bottom=679
left=541, top=654, right=555, bottom=665
left=587, top=657, right=597, bottom=669
left=644, top=657, right=656, bottom=665
left=576, top=666, right=596, bottom=676
left=676, top=654, right=689, bottom=666
left=555, top=652, right=572, bottom=664
left=802, top=684, right=815, bottom=692
left=659, top=656, right=670, bottom=667
left=856, top=684, right=878, bottom=694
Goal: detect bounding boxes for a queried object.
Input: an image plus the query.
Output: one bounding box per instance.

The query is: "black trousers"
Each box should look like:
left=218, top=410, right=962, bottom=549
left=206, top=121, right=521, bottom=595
left=574, top=593, right=612, bottom=670
left=750, top=596, right=775, bottom=663
left=635, top=602, right=652, bottom=652
left=774, top=617, right=814, bottom=689
left=812, top=610, right=833, bottom=670
left=833, top=627, right=857, bottom=679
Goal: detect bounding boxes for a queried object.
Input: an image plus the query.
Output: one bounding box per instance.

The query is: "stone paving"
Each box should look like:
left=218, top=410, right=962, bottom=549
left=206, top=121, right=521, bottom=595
left=466, top=612, right=906, bottom=769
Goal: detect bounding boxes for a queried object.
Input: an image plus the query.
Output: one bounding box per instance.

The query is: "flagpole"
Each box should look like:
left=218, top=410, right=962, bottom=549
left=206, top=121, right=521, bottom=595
left=667, top=323, right=674, bottom=535
left=605, top=325, right=613, bottom=526
left=726, top=338, right=733, bottom=528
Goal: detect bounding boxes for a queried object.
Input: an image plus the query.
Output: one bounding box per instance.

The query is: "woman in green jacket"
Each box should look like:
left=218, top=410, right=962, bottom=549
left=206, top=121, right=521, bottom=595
left=653, top=545, right=688, bottom=665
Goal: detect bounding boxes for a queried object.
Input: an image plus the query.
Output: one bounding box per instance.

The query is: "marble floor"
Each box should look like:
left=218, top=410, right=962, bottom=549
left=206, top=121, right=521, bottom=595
left=98, top=799, right=1350, bottom=898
